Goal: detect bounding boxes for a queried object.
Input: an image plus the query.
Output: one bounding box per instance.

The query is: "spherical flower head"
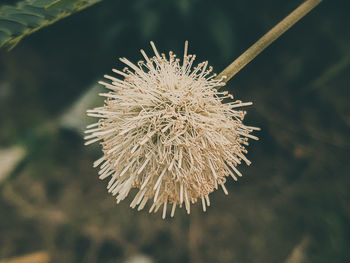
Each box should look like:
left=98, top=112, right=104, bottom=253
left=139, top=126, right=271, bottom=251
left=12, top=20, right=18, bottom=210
left=85, top=41, right=259, bottom=218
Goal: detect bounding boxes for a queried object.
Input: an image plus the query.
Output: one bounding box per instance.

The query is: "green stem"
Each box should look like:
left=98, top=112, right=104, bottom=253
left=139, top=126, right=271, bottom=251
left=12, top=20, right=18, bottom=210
left=217, top=0, right=322, bottom=83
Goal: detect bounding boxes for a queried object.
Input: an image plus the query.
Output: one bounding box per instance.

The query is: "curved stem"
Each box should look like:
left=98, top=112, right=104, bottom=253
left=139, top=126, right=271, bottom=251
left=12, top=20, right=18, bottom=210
left=217, top=0, right=322, bottom=83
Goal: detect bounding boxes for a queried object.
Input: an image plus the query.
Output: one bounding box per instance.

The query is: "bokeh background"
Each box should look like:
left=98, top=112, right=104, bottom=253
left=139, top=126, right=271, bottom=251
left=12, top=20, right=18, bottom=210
left=0, top=0, right=349, bottom=262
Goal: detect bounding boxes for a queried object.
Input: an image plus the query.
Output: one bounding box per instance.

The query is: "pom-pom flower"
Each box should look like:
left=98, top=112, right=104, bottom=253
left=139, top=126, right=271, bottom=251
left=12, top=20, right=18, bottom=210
left=85, top=41, right=259, bottom=218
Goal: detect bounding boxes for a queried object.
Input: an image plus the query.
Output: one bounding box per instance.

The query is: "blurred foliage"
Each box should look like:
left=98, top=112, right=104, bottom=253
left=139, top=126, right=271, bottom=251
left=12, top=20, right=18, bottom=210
left=0, top=0, right=350, bottom=263
left=0, top=0, right=102, bottom=50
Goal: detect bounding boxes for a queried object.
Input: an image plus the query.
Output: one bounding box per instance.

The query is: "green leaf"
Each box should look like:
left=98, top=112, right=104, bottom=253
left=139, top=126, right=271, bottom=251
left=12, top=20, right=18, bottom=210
left=29, top=0, right=60, bottom=8
left=0, top=18, right=26, bottom=35
left=0, top=30, right=10, bottom=42
left=0, top=0, right=103, bottom=50
left=45, top=0, right=76, bottom=11
left=7, top=13, right=44, bottom=28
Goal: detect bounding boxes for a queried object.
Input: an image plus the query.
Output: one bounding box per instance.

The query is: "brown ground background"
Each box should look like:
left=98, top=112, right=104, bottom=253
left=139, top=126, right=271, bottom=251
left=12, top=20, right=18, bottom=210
left=0, top=0, right=349, bottom=262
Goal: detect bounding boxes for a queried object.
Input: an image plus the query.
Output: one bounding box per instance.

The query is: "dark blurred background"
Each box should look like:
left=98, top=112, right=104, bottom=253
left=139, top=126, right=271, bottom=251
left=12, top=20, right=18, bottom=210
left=0, top=0, right=349, bottom=262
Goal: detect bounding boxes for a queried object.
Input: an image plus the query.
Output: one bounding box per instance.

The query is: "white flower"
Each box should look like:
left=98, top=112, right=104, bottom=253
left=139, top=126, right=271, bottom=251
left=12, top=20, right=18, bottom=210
left=85, top=41, right=259, bottom=218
